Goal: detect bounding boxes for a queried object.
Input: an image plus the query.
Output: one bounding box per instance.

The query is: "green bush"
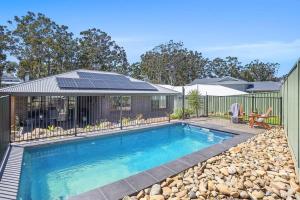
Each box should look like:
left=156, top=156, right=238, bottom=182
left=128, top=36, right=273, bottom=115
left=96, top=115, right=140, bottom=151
left=187, top=89, right=201, bottom=117
left=171, top=108, right=194, bottom=119
left=122, top=117, right=131, bottom=126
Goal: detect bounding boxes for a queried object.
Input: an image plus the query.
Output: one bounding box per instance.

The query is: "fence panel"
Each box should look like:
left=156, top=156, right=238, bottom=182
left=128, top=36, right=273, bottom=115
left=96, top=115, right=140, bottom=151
left=282, top=59, right=300, bottom=178
left=204, top=92, right=282, bottom=125
left=10, top=95, right=173, bottom=142
left=0, top=95, right=10, bottom=163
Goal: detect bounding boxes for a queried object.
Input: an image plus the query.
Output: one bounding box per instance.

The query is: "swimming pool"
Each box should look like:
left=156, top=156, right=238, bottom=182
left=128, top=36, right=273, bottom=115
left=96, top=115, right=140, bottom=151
left=17, top=123, right=233, bottom=199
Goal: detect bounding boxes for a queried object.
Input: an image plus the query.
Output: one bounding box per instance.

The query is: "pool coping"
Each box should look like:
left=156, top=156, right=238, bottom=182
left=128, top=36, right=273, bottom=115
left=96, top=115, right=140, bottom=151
left=0, top=121, right=254, bottom=200
left=0, top=146, right=23, bottom=200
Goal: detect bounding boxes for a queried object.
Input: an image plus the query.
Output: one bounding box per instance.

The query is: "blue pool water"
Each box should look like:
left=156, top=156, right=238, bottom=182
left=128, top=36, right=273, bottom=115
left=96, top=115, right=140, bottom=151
left=18, top=123, right=232, bottom=200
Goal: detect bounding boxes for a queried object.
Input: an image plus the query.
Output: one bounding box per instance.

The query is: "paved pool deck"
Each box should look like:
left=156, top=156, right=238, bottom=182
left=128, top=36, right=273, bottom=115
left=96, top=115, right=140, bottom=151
left=0, top=118, right=264, bottom=200
left=186, top=117, right=265, bottom=135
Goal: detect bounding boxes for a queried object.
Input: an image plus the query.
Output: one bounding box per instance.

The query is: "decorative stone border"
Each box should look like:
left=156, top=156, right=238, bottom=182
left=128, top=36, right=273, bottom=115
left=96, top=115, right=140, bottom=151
left=69, top=123, right=253, bottom=200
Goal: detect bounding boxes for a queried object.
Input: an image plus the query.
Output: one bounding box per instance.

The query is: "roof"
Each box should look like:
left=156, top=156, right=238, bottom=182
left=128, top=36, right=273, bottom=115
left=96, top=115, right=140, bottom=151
left=159, top=84, right=248, bottom=96
left=189, top=76, right=248, bottom=85
left=1, top=73, right=22, bottom=85
left=246, top=81, right=282, bottom=92
left=0, top=70, right=179, bottom=96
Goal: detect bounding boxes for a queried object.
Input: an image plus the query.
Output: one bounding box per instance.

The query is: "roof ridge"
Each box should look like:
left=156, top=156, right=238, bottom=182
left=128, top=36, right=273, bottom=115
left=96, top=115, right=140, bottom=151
left=75, top=69, right=120, bottom=75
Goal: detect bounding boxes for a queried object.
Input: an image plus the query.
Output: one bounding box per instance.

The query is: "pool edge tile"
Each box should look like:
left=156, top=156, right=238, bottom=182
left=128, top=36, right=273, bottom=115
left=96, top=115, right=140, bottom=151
left=98, top=180, right=137, bottom=200
left=163, top=159, right=191, bottom=174
left=144, top=165, right=175, bottom=182
left=124, top=172, right=157, bottom=191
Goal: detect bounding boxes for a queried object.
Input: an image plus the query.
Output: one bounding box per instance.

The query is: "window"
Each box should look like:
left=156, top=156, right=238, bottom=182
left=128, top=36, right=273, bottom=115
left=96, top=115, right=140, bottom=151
left=151, top=96, right=167, bottom=110
left=27, top=96, right=69, bottom=121
left=110, top=96, right=131, bottom=111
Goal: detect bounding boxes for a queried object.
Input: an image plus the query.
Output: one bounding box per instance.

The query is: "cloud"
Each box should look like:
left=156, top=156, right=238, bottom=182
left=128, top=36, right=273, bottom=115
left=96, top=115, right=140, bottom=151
left=200, top=39, right=300, bottom=63
left=199, top=39, right=300, bottom=74
left=202, top=40, right=300, bottom=51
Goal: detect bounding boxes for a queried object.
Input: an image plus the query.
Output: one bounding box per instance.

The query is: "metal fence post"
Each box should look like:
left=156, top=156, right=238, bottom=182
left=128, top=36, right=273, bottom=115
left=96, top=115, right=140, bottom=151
left=206, top=95, right=208, bottom=117
left=182, top=87, right=185, bottom=120
left=74, top=96, right=77, bottom=136
left=120, top=96, right=123, bottom=130
left=279, top=97, right=283, bottom=126
left=251, top=95, right=255, bottom=112
left=8, top=95, right=11, bottom=143
left=168, top=96, right=171, bottom=123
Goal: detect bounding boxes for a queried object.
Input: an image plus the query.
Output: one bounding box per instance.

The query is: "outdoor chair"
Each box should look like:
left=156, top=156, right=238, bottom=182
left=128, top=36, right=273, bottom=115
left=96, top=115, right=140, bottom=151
left=249, top=107, right=272, bottom=130
left=229, top=103, right=245, bottom=123
left=237, top=104, right=245, bottom=122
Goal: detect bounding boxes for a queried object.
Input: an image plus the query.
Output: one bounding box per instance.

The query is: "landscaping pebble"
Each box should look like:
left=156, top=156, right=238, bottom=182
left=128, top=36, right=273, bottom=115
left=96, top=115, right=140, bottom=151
left=150, top=184, right=161, bottom=196
left=129, top=128, right=300, bottom=199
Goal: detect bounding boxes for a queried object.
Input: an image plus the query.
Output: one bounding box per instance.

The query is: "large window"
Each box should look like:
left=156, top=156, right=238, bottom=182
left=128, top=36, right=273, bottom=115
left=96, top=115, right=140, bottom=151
left=27, top=96, right=69, bottom=122
left=151, top=96, right=167, bottom=110
left=110, top=96, right=131, bottom=111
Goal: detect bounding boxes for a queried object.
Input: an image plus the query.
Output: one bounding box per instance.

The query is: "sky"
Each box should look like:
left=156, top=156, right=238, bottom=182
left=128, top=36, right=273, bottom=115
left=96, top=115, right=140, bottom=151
left=1, top=0, right=300, bottom=76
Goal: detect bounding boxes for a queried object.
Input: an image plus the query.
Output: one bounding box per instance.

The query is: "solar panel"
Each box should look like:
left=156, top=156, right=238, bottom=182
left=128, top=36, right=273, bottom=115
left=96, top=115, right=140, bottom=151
left=73, top=79, right=95, bottom=89
left=77, top=72, right=128, bottom=82
left=90, top=79, right=110, bottom=89
left=130, top=82, right=157, bottom=91
left=56, top=73, right=158, bottom=91
left=56, top=77, right=77, bottom=88
left=108, top=80, right=130, bottom=90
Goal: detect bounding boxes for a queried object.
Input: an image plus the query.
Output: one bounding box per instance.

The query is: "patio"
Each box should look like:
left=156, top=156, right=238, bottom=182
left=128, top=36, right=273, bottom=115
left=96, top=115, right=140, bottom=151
left=186, top=117, right=265, bottom=135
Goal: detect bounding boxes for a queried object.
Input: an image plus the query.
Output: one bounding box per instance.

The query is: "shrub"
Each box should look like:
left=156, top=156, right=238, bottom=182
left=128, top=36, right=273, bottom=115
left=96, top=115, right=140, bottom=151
left=171, top=108, right=194, bottom=119
left=84, top=124, right=93, bottom=131
left=122, top=117, right=131, bottom=126
left=187, top=89, right=201, bottom=117
left=47, top=125, right=55, bottom=132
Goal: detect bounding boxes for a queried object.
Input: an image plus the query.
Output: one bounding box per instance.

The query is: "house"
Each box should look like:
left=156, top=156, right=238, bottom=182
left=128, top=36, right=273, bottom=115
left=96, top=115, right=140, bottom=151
left=1, top=73, right=22, bottom=87
left=0, top=69, right=179, bottom=140
left=189, top=76, right=282, bottom=93
left=159, top=84, right=248, bottom=96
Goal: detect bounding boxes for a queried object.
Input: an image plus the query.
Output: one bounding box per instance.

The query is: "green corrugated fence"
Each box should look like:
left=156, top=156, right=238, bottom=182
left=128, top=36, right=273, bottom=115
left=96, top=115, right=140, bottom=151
left=282, top=58, right=300, bottom=179
left=207, top=92, right=282, bottom=125
left=177, top=91, right=283, bottom=125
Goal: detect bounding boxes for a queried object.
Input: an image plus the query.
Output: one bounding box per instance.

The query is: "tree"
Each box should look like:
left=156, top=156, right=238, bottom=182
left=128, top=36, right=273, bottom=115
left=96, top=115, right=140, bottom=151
left=128, top=62, right=143, bottom=80
left=206, top=56, right=243, bottom=78
left=207, top=57, right=228, bottom=78
left=225, top=56, right=243, bottom=78
left=9, top=12, right=77, bottom=80
left=187, top=89, right=201, bottom=117
left=241, top=60, right=279, bottom=81
left=77, top=28, right=129, bottom=74
left=46, top=25, right=78, bottom=75
left=0, top=25, right=17, bottom=87
left=140, top=40, right=208, bottom=85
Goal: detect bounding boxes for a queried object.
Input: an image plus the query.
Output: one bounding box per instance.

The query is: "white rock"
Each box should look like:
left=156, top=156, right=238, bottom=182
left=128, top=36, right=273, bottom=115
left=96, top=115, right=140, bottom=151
left=150, top=184, right=161, bottom=196
left=228, top=165, right=237, bottom=175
